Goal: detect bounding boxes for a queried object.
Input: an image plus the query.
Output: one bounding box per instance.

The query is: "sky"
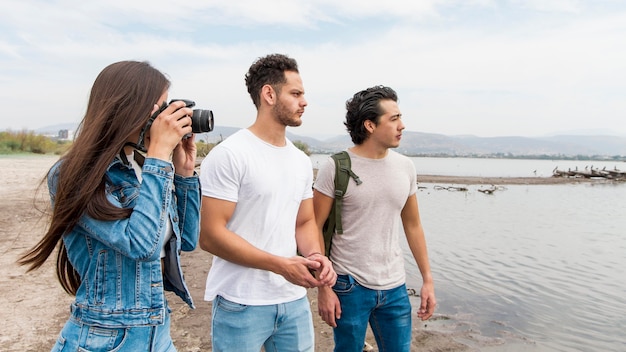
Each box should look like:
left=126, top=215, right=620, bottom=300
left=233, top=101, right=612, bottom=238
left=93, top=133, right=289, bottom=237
left=1, top=0, right=625, bottom=139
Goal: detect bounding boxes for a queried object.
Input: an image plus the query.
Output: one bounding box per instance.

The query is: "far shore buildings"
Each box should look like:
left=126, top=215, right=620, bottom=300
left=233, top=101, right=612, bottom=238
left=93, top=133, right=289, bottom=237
left=57, top=129, right=74, bottom=141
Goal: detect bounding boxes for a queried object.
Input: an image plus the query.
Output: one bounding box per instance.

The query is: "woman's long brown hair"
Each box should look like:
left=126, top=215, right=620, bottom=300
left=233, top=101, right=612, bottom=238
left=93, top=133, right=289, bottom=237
left=18, top=61, right=170, bottom=295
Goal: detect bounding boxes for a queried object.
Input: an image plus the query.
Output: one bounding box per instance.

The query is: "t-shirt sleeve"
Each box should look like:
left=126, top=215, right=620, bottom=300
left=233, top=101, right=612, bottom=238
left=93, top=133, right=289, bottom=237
left=313, top=156, right=336, bottom=198
left=408, top=157, right=417, bottom=196
left=302, top=157, right=314, bottom=200
left=199, top=146, right=241, bottom=202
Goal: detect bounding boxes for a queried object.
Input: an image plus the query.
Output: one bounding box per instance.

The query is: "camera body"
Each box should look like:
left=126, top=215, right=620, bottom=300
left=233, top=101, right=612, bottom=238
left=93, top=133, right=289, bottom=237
left=173, top=99, right=214, bottom=137
left=134, top=99, right=215, bottom=153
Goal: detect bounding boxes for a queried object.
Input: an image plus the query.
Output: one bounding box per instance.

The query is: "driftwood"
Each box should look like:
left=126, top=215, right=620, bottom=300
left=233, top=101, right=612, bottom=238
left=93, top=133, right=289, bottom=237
left=478, top=185, right=497, bottom=194
left=477, top=185, right=508, bottom=194
left=431, top=184, right=507, bottom=194
left=433, top=185, right=468, bottom=192
left=552, top=166, right=625, bottom=180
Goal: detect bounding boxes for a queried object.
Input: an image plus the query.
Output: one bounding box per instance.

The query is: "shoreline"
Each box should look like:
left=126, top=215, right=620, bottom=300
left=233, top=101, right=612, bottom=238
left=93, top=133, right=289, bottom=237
left=416, top=174, right=611, bottom=185
left=9, top=155, right=617, bottom=186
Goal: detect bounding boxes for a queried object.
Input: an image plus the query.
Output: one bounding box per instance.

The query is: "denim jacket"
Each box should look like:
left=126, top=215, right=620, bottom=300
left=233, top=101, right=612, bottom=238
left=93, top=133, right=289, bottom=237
left=48, top=154, right=200, bottom=328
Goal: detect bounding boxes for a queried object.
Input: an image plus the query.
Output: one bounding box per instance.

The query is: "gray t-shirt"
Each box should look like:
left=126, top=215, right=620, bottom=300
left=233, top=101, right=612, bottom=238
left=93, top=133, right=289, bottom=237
left=314, top=149, right=417, bottom=290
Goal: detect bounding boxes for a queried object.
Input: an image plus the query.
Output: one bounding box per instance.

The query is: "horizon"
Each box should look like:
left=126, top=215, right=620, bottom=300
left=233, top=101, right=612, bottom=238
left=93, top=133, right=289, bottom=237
left=4, top=122, right=625, bottom=157
left=2, top=1, right=626, bottom=138
left=23, top=122, right=626, bottom=141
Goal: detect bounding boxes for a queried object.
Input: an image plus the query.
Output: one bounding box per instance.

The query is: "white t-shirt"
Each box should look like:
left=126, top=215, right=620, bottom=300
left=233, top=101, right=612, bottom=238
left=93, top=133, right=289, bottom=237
left=313, top=149, right=417, bottom=290
left=199, top=129, right=314, bottom=305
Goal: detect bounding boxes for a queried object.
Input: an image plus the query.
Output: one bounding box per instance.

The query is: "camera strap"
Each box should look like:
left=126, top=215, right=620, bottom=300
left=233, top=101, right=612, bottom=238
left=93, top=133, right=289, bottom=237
left=135, top=102, right=168, bottom=153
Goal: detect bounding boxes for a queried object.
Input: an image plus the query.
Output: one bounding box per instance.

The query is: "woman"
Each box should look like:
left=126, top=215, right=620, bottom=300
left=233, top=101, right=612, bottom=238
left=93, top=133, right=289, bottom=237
left=18, top=60, right=200, bottom=351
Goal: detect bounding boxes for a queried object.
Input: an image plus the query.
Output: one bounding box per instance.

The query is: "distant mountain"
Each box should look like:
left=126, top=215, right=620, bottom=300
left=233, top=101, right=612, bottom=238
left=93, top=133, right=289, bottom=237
left=450, top=134, right=626, bottom=156
left=32, top=123, right=626, bottom=157
left=535, top=135, right=626, bottom=156
left=300, top=132, right=626, bottom=157
left=299, top=132, right=626, bottom=156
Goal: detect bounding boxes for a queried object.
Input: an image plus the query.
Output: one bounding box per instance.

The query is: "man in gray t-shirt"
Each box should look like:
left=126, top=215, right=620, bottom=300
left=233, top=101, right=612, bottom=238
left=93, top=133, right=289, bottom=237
left=313, top=85, right=436, bottom=352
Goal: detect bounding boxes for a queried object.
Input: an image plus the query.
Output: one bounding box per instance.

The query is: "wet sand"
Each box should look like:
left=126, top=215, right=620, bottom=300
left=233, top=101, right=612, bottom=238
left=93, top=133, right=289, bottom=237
left=417, top=174, right=598, bottom=185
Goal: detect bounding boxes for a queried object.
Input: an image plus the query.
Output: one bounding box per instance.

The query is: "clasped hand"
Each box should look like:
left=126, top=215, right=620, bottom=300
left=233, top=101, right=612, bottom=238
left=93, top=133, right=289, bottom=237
left=280, top=254, right=337, bottom=289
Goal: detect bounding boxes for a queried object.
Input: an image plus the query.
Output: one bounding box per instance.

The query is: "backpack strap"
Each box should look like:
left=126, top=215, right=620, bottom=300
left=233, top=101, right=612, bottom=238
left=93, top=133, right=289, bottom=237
left=331, top=151, right=362, bottom=234
left=322, top=151, right=362, bottom=256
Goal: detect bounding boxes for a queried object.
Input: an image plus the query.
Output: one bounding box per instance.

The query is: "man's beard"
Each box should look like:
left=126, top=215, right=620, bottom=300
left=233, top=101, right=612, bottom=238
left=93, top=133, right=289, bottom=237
left=273, top=99, right=302, bottom=127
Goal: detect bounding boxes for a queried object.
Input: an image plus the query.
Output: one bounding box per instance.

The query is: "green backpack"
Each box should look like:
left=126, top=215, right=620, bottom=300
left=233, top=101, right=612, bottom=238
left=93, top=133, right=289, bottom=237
left=322, top=151, right=362, bottom=256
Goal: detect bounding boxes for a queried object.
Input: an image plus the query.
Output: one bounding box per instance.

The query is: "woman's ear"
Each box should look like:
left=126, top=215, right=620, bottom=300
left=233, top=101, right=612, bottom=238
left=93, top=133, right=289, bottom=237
left=151, top=103, right=160, bottom=116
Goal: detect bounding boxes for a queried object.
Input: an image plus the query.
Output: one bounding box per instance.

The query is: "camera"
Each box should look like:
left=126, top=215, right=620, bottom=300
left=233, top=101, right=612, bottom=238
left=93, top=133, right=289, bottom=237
left=134, top=98, right=215, bottom=152
left=172, top=99, right=214, bottom=136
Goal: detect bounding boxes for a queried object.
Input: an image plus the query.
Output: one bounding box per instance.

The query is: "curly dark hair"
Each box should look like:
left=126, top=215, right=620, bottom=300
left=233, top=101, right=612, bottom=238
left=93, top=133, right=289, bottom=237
left=344, top=85, right=398, bottom=145
left=245, top=53, right=299, bottom=108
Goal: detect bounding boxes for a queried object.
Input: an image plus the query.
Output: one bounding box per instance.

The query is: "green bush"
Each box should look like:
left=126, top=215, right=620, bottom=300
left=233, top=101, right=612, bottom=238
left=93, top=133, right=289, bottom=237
left=0, top=130, right=71, bottom=155
left=293, top=140, right=311, bottom=156
left=1, top=129, right=227, bottom=157
left=196, top=141, right=217, bottom=157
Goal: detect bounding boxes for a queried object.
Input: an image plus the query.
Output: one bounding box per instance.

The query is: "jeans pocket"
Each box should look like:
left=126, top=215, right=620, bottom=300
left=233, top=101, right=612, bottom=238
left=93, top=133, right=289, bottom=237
left=332, top=275, right=356, bottom=294
left=78, top=326, right=127, bottom=352
left=216, top=295, right=249, bottom=313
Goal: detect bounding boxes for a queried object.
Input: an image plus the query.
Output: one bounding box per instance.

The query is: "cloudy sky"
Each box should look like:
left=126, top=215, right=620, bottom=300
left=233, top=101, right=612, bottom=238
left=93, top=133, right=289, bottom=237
left=1, top=0, right=625, bottom=138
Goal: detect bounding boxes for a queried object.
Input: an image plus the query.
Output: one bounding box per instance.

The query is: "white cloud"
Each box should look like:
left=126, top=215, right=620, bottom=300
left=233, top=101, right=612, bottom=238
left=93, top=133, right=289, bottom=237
left=1, top=0, right=625, bottom=137
left=510, top=0, right=583, bottom=13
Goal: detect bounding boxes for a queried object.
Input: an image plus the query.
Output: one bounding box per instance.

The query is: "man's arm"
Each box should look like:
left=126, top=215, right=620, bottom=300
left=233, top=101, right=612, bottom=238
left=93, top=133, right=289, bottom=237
left=401, top=193, right=437, bottom=321
left=312, top=189, right=342, bottom=327
left=199, top=196, right=323, bottom=288
left=295, top=197, right=336, bottom=285
left=312, top=191, right=332, bottom=255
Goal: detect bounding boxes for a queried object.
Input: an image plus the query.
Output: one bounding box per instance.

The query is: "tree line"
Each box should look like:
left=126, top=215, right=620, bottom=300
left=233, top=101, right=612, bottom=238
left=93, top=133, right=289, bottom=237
left=0, top=130, right=71, bottom=155
left=0, top=130, right=312, bottom=157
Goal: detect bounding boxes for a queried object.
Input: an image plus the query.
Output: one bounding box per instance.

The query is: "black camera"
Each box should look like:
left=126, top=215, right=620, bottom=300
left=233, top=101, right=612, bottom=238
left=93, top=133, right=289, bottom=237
left=172, top=99, right=214, bottom=135
left=134, top=98, right=214, bottom=152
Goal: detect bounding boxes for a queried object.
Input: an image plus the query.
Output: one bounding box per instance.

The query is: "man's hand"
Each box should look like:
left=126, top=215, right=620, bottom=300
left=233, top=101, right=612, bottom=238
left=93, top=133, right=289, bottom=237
left=276, top=256, right=331, bottom=288
left=417, top=281, right=436, bottom=321
left=318, top=285, right=341, bottom=327
left=306, top=252, right=337, bottom=287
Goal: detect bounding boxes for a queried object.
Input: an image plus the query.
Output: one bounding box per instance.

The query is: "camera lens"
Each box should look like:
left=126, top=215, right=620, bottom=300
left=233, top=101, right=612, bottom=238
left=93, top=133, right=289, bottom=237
left=191, top=109, right=214, bottom=133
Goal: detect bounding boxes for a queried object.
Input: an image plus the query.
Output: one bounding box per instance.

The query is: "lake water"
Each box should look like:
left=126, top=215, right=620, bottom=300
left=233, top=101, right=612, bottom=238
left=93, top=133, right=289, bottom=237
left=310, top=154, right=626, bottom=352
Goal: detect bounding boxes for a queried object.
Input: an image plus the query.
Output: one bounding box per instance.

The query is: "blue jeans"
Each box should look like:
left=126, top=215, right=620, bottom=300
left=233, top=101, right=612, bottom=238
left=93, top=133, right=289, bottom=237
left=333, top=275, right=412, bottom=352
left=211, top=295, right=314, bottom=352
left=51, top=305, right=175, bottom=351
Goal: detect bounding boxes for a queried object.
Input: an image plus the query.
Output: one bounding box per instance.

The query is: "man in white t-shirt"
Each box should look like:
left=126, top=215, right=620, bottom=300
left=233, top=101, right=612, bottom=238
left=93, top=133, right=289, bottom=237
left=199, top=53, right=336, bottom=352
left=313, top=85, right=437, bottom=352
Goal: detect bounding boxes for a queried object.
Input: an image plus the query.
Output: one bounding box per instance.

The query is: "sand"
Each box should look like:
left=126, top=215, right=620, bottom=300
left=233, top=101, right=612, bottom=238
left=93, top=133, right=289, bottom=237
left=1, top=154, right=601, bottom=351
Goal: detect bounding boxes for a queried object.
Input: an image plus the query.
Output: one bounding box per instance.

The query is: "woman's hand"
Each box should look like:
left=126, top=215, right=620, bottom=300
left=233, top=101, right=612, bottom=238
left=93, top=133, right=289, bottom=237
left=172, top=134, right=197, bottom=177
left=146, top=100, right=193, bottom=161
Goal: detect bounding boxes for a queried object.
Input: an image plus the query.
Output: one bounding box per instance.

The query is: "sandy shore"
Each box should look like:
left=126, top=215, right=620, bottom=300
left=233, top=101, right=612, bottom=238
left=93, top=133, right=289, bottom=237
left=2, top=154, right=610, bottom=351
left=417, top=174, right=599, bottom=185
